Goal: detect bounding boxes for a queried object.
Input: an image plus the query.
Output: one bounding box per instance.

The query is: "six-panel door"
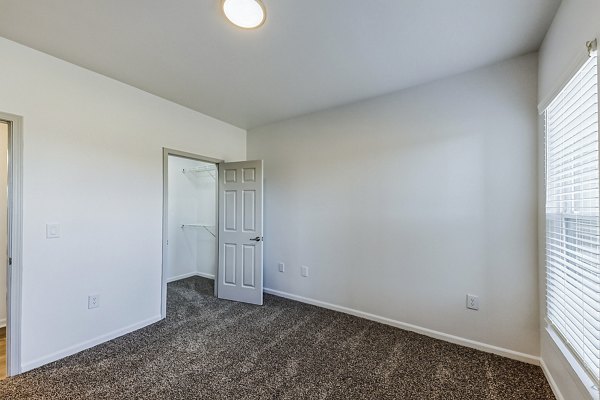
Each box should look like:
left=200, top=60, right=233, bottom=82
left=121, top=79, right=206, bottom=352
left=217, top=160, right=263, bottom=305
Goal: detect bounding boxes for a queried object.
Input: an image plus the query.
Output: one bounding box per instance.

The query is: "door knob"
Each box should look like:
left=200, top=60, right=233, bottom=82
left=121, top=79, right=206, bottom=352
left=250, top=236, right=263, bottom=242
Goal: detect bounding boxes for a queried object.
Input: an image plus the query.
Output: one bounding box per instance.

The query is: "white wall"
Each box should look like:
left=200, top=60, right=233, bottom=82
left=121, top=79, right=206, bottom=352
left=0, top=37, right=246, bottom=371
left=167, top=157, right=217, bottom=281
left=538, top=1, right=600, bottom=399
left=248, top=54, right=540, bottom=360
left=0, top=122, right=6, bottom=328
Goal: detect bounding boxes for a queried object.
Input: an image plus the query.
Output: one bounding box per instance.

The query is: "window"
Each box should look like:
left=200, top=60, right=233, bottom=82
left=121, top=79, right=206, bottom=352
left=545, top=50, right=600, bottom=384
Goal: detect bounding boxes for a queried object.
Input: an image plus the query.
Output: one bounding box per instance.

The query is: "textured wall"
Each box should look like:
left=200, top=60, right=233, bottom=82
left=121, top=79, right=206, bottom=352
left=249, top=54, right=540, bottom=359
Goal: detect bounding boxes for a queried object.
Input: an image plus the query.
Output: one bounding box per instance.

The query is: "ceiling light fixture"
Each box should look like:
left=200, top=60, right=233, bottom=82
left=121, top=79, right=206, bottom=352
left=222, top=0, right=266, bottom=29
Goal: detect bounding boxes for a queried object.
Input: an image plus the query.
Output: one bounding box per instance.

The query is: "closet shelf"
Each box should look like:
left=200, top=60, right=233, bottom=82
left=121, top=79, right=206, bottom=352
left=180, top=224, right=216, bottom=237
left=182, top=166, right=216, bottom=180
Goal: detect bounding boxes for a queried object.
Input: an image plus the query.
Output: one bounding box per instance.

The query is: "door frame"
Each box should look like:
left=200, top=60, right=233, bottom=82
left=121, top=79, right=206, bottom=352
left=0, top=112, right=24, bottom=376
left=161, top=148, right=223, bottom=318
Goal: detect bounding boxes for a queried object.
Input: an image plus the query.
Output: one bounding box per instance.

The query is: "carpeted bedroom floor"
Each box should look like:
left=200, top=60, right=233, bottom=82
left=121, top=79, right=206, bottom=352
left=0, top=277, right=554, bottom=399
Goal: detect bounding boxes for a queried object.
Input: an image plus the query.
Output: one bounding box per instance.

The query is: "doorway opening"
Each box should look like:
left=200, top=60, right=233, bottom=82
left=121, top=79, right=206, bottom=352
left=0, top=121, right=8, bottom=379
left=0, top=111, right=23, bottom=378
left=162, top=148, right=265, bottom=317
left=161, top=149, right=221, bottom=317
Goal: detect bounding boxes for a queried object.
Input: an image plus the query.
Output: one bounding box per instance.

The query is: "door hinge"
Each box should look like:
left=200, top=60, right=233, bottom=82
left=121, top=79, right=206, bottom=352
left=9, top=257, right=12, bottom=266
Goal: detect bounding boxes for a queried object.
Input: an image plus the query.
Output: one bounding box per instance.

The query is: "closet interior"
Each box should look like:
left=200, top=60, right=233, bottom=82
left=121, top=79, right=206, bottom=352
left=166, top=156, right=218, bottom=285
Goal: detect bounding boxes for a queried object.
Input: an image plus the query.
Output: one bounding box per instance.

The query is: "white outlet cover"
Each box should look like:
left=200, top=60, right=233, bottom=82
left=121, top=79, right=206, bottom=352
left=278, top=262, right=285, bottom=272
left=466, top=294, right=479, bottom=310
left=301, top=266, right=309, bottom=277
left=46, top=223, right=61, bottom=239
left=88, top=294, right=100, bottom=309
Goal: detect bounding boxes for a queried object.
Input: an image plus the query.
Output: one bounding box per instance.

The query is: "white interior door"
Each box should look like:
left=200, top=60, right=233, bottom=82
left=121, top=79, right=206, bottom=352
left=217, top=160, right=263, bottom=305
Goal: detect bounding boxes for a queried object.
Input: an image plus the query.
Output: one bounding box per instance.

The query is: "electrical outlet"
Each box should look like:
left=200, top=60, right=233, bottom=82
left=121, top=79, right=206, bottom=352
left=301, top=265, right=309, bottom=277
left=88, top=294, right=100, bottom=309
left=466, top=294, right=479, bottom=310
left=278, top=262, right=285, bottom=273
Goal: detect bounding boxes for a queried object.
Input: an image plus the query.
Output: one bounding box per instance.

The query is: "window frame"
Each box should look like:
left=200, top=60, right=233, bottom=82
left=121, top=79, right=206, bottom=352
left=543, top=45, right=600, bottom=392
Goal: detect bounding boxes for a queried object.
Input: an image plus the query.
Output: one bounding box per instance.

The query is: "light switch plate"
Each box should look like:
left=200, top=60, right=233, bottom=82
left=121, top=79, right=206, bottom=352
left=46, top=223, right=60, bottom=239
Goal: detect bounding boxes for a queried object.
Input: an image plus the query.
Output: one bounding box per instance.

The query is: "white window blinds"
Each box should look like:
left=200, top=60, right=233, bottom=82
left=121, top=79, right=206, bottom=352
left=545, top=53, right=600, bottom=383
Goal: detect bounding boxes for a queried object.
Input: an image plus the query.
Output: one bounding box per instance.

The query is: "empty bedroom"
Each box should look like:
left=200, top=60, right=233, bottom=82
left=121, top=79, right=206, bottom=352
left=0, top=0, right=598, bottom=399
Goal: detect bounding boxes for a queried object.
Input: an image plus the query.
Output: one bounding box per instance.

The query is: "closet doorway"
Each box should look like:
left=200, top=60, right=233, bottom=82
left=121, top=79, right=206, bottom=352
left=161, top=148, right=265, bottom=317
left=162, top=149, right=221, bottom=316
left=0, top=121, right=8, bottom=379
left=0, top=111, right=24, bottom=378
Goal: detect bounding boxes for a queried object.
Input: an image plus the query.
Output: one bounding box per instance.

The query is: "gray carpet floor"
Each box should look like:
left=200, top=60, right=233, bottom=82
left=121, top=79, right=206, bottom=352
left=0, top=277, right=554, bottom=399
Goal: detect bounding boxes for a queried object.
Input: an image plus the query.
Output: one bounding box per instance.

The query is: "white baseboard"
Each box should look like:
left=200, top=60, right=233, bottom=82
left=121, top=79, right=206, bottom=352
left=0, top=318, right=6, bottom=328
left=540, top=359, right=565, bottom=400
left=167, top=271, right=198, bottom=283
left=263, top=287, right=540, bottom=366
left=196, top=272, right=215, bottom=280
left=167, top=271, right=215, bottom=283
left=21, top=315, right=161, bottom=373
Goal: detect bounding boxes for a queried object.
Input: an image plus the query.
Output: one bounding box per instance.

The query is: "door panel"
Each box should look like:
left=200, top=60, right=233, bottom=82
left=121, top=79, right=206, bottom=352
left=224, top=191, right=237, bottom=230
left=242, top=190, right=256, bottom=231
left=218, top=160, right=263, bottom=305
left=242, top=244, right=255, bottom=287
left=223, top=243, right=236, bottom=285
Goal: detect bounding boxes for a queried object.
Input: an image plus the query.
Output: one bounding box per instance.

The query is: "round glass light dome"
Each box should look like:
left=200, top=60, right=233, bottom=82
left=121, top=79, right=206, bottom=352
left=222, top=0, right=266, bottom=29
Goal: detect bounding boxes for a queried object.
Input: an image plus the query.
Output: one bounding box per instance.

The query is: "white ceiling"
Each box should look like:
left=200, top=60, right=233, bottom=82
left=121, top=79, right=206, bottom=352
left=0, top=0, right=560, bottom=129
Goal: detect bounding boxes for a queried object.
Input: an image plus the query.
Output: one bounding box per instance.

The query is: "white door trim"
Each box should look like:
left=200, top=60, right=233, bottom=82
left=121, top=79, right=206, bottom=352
left=0, top=111, right=24, bottom=376
left=161, top=148, right=222, bottom=318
